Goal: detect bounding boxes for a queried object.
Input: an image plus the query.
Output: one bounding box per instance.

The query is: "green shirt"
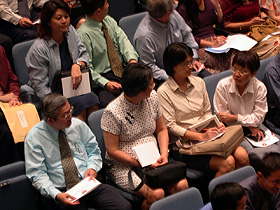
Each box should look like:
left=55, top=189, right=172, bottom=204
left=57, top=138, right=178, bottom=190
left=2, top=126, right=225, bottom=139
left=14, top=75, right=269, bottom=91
left=78, top=15, right=139, bottom=88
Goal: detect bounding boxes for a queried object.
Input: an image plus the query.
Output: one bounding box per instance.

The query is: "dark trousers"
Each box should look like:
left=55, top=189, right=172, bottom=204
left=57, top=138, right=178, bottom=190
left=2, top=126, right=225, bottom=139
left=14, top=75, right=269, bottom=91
left=42, top=184, right=132, bottom=210
left=0, top=8, right=40, bottom=44
left=94, top=71, right=122, bottom=108
left=0, top=114, right=24, bottom=167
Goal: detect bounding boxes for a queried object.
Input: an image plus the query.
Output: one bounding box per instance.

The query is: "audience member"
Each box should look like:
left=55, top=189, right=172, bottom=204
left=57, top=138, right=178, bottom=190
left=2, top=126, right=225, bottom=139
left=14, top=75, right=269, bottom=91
left=263, top=53, right=280, bottom=128
left=134, top=0, right=202, bottom=87
left=220, top=0, right=268, bottom=33
left=101, top=63, right=189, bottom=210
left=78, top=0, right=138, bottom=108
left=177, top=0, right=233, bottom=74
left=0, top=0, right=47, bottom=44
left=0, top=45, right=23, bottom=167
left=157, top=42, right=249, bottom=177
left=201, top=182, right=246, bottom=210
left=24, top=0, right=99, bottom=122
left=213, top=51, right=274, bottom=166
left=240, top=152, right=280, bottom=210
left=260, top=0, right=280, bottom=25
left=25, top=93, right=132, bottom=210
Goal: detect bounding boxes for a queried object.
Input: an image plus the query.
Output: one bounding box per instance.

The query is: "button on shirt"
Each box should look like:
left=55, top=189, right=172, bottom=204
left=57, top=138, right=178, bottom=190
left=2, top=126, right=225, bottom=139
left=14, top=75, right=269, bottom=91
left=157, top=76, right=212, bottom=144
left=214, top=76, right=268, bottom=127
left=25, top=118, right=102, bottom=199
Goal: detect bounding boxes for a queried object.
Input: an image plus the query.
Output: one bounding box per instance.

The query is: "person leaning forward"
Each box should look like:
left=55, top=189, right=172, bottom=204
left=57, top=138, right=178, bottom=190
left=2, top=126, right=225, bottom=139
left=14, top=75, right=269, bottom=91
left=25, top=93, right=132, bottom=210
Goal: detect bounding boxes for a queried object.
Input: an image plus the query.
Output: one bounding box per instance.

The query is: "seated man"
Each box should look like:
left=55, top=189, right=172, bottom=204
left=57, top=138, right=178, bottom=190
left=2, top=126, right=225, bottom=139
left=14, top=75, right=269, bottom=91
left=239, top=152, right=280, bottom=210
left=201, top=182, right=246, bottom=210
left=0, top=45, right=23, bottom=166
left=0, top=0, right=47, bottom=44
left=263, top=53, right=280, bottom=128
left=78, top=0, right=139, bottom=108
left=25, top=93, right=132, bottom=210
left=134, top=0, right=202, bottom=87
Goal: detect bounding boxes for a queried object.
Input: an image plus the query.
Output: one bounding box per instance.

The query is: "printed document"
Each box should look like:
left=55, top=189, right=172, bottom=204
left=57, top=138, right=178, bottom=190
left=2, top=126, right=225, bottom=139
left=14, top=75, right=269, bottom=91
left=133, top=142, right=160, bottom=167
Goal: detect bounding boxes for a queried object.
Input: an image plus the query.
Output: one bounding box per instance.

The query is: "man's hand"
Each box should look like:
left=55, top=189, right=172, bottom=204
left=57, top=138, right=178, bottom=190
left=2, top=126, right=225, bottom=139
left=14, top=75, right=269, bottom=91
left=56, top=193, right=80, bottom=206
left=218, top=112, right=238, bottom=124
left=84, top=168, right=97, bottom=179
left=71, top=64, right=82, bottom=90
left=18, top=17, right=34, bottom=28
left=249, top=126, right=264, bottom=141
left=105, top=81, right=122, bottom=93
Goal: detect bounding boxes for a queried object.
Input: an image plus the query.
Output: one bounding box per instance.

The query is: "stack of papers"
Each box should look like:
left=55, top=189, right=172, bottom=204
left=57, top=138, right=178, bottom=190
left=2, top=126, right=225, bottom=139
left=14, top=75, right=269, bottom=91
left=206, top=34, right=258, bottom=53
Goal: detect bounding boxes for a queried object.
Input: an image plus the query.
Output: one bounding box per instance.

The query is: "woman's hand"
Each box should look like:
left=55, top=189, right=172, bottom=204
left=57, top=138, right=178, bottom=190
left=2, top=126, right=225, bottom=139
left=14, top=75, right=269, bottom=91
left=249, top=17, right=266, bottom=26
left=0, top=92, right=22, bottom=106
left=248, top=126, right=264, bottom=141
left=212, top=36, right=226, bottom=48
left=150, top=154, right=168, bottom=169
left=201, top=127, right=220, bottom=141
left=71, top=64, right=82, bottom=90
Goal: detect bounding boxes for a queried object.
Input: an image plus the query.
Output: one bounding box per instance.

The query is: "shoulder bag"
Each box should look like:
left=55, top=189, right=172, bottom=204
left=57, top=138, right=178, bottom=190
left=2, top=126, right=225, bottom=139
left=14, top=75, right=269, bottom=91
left=177, top=125, right=244, bottom=159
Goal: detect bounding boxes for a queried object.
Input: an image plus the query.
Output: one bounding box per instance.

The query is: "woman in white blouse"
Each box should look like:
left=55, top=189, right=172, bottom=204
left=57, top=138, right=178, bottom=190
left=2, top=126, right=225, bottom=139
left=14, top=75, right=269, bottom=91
left=214, top=51, right=268, bottom=141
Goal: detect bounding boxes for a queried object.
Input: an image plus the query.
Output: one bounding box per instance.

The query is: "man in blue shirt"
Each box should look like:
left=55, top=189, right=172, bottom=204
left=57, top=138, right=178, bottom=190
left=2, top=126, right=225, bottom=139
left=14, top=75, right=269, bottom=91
left=25, top=93, right=131, bottom=210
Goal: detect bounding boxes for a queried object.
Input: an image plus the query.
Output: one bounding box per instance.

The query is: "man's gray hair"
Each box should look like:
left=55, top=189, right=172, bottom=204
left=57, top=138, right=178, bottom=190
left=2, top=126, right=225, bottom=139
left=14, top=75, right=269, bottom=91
left=41, top=93, right=68, bottom=121
left=147, top=0, right=174, bottom=18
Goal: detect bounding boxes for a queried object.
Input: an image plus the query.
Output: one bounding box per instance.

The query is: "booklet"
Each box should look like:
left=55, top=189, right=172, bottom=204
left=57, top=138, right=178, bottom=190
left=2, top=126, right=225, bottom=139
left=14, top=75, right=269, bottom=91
left=245, top=124, right=279, bottom=147
left=61, top=71, right=91, bottom=98
left=133, top=141, right=160, bottom=167
left=206, top=34, right=258, bottom=54
left=66, top=177, right=101, bottom=202
left=188, top=115, right=225, bottom=144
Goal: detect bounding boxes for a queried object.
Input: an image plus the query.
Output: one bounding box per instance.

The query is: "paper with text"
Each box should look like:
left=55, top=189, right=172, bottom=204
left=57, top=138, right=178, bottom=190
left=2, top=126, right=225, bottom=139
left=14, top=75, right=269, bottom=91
left=66, top=177, right=101, bottom=202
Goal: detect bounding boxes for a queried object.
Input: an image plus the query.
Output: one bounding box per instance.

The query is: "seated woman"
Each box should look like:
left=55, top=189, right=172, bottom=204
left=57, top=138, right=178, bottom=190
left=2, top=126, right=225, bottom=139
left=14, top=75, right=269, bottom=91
left=177, top=0, right=232, bottom=74
left=220, top=0, right=268, bottom=33
left=213, top=51, right=277, bottom=166
left=0, top=45, right=23, bottom=166
left=157, top=42, right=249, bottom=177
left=101, top=63, right=189, bottom=210
left=25, top=0, right=99, bottom=122
left=260, top=0, right=280, bottom=25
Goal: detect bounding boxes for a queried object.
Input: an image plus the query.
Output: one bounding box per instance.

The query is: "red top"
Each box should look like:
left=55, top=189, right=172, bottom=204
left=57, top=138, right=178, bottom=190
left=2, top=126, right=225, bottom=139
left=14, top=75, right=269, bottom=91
left=221, top=0, right=260, bottom=23
left=0, top=45, right=20, bottom=96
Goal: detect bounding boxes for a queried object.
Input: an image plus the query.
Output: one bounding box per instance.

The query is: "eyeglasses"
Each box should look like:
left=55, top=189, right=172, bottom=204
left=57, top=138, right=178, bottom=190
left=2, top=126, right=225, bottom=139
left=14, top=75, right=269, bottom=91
left=59, top=106, right=74, bottom=120
left=232, top=67, right=249, bottom=75
left=183, top=60, right=194, bottom=68
left=266, top=177, right=280, bottom=186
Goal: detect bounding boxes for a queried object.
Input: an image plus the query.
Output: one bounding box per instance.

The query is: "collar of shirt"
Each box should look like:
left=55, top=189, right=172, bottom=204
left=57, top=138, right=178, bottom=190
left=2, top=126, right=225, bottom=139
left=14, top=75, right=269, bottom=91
left=46, top=27, right=70, bottom=48
left=149, top=14, right=169, bottom=29
left=167, top=76, right=196, bottom=93
left=229, top=76, right=255, bottom=96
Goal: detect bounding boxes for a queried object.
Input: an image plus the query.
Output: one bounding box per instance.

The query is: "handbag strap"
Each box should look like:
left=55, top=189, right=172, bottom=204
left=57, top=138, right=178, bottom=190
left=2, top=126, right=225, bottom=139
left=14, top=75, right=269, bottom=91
left=176, top=138, right=193, bottom=149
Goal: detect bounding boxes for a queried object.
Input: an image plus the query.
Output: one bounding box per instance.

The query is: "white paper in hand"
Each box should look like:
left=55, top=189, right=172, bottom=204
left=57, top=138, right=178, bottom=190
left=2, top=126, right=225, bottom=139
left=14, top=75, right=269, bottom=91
left=133, top=142, right=160, bottom=167
left=66, top=177, right=101, bottom=202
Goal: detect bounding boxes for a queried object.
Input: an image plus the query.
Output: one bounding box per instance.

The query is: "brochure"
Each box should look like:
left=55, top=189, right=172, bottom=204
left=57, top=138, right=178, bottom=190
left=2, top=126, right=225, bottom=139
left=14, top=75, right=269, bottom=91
left=66, top=176, right=101, bottom=202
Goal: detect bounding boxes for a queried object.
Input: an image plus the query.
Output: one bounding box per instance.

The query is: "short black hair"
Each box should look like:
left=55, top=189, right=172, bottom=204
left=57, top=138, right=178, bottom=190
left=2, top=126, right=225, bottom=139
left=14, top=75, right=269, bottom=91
left=80, top=0, right=105, bottom=15
left=163, top=42, right=193, bottom=77
left=37, top=0, right=70, bottom=39
left=232, top=51, right=260, bottom=73
left=258, top=152, right=280, bottom=178
left=211, top=182, right=245, bottom=210
left=122, top=63, right=153, bottom=97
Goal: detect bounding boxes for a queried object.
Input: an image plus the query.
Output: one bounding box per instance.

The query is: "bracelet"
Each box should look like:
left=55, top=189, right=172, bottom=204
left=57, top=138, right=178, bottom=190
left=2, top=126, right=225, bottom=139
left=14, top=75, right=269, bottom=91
left=239, top=24, right=242, bottom=31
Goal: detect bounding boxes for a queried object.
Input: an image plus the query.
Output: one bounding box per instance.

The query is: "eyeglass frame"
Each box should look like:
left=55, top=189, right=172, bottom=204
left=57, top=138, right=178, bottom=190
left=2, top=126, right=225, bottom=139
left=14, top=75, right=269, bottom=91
left=58, top=106, right=74, bottom=120
left=183, top=59, right=194, bottom=68
left=231, top=66, right=250, bottom=75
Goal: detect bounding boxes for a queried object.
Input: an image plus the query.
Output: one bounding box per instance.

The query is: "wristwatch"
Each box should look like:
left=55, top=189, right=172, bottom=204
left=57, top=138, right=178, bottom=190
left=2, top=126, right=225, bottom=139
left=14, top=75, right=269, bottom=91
left=75, top=61, right=83, bottom=69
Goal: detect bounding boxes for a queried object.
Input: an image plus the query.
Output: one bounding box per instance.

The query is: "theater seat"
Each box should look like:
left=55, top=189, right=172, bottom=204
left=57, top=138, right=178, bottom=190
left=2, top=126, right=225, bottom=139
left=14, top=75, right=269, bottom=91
left=0, top=161, right=41, bottom=210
